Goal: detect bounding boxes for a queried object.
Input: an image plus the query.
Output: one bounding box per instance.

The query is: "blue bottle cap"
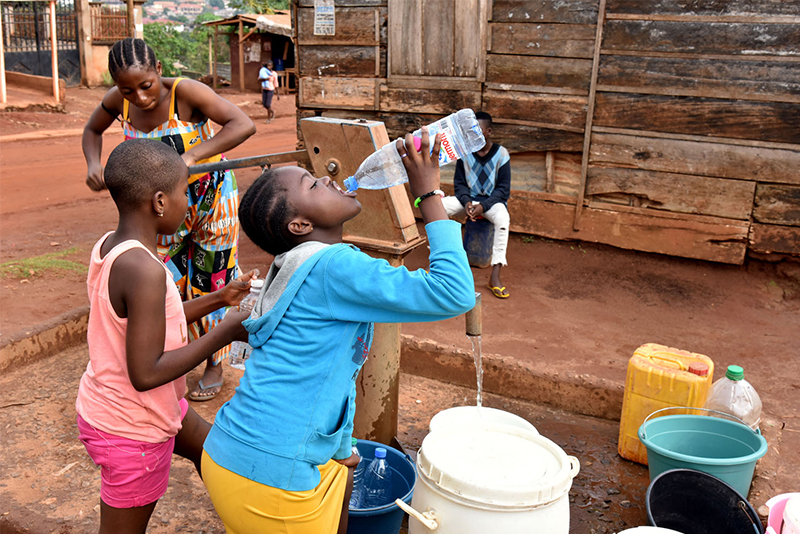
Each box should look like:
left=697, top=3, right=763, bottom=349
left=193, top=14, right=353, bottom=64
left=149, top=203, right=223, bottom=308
left=343, top=176, right=357, bottom=193
left=374, top=447, right=387, bottom=459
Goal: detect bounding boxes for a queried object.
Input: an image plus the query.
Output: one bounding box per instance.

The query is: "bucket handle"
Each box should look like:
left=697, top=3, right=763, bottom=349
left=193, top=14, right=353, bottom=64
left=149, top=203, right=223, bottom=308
left=640, top=407, right=759, bottom=440
left=395, top=499, right=439, bottom=531
left=568, top=456, right=580, bottom=478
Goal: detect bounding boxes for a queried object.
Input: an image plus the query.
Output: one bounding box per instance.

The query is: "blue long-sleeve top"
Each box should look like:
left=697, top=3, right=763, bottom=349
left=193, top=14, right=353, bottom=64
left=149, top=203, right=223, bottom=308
left=203, top=220, right=475, bottom=491
left=453, top=143, right=511, bottom=211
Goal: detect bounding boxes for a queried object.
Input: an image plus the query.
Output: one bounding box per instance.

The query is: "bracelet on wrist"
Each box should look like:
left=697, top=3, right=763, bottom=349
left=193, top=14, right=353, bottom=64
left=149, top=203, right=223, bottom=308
left=414, top=189, right=445, bottom=208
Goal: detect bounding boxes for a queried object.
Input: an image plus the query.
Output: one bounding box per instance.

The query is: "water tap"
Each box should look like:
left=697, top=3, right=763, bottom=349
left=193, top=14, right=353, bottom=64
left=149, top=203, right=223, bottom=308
left=465, top=292, right=482, bottom=337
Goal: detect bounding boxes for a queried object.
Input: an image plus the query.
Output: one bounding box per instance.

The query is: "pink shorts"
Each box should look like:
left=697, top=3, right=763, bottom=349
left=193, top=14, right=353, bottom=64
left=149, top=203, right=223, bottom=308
left=77, top=398, right=189, bottom=509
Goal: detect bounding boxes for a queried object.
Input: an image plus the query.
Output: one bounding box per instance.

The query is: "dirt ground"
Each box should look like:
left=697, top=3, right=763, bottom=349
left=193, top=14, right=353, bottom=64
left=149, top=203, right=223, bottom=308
left=1, top=83, right=799, bottom=532
left=0, top=344, right=650, bottom=534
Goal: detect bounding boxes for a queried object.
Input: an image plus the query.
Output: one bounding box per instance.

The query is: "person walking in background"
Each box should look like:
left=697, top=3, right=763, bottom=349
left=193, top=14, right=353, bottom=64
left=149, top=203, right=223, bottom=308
left=258, top=60, right=279, bottom=123
left=82, top=38, right=256, bottom=402
left=441, top=111, right=512, bottom=299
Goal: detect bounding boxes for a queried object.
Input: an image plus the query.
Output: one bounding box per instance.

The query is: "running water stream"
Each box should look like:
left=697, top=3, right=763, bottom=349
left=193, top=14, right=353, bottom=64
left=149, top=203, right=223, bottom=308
left=470, top=334, right=484, bottom=407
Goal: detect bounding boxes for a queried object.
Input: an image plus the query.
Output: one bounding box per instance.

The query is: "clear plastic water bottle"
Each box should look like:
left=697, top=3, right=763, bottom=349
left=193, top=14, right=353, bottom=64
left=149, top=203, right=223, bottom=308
left=704, top=365, right=762, bottom=430
left=228, top=279, right=264, bottom=370
left=343, top=109, right=486, bottom=192
left=361, top=447, right=393, bottom=508
left=348, top=438, right=366, bottom=509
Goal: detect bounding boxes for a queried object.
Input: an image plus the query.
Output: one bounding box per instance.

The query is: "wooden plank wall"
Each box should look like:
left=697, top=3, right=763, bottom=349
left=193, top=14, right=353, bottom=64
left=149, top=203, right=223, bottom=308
left=293, top=0, right=800, bottom=263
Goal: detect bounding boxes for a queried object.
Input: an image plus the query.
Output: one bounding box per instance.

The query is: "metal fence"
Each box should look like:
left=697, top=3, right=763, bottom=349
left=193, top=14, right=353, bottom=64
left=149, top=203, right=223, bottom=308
left=1, top=0, right=77, bottom=52
left=89, top=1, right=127, bottom=43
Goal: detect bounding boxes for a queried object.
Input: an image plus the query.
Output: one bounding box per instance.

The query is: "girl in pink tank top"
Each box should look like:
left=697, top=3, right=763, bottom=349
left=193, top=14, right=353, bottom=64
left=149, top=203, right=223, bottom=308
left=75, top=139, right=256, bottom=533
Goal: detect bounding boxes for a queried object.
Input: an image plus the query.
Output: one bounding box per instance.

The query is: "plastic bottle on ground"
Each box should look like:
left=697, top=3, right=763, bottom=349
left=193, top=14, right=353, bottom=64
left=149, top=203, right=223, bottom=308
left=228, top=279, right=264, bottom=370
left=361, top=447, right=394, bottom=509
left=343, top=109, right=486, bottom=192
left=704, top=364, right=762, bottom=430
left=348, top=438, right=366, bottom=509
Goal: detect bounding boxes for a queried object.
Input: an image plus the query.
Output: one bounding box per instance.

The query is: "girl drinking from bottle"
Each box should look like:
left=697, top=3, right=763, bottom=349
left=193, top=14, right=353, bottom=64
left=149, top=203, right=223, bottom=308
left=82, top=38, right=256, bottom=402
left=201, top=128, right=475, bottom=533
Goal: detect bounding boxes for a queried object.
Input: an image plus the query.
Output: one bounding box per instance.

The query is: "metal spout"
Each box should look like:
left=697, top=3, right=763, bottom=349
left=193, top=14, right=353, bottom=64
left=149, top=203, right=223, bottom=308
left=465, top=292, right=482, bottom=337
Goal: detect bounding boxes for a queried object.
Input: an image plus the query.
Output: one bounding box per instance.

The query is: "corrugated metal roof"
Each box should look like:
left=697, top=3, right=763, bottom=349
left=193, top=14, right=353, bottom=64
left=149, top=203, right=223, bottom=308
left=202, top=11, right=292, bottom=38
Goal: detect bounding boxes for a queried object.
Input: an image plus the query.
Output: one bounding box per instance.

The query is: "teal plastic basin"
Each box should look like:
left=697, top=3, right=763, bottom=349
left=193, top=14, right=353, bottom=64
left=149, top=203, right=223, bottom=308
left=638, top=414, right=768, bottom=497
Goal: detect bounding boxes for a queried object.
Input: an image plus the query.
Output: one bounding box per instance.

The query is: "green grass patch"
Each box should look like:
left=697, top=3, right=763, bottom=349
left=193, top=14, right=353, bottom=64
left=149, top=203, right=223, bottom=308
left=1, top=248, right=87, bottom=278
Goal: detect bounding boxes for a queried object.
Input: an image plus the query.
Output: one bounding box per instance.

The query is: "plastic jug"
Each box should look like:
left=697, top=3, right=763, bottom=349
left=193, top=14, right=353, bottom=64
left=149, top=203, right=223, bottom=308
left=618, top=343, right=714, bottom=465
left=704, top=365, right=762, bottom=431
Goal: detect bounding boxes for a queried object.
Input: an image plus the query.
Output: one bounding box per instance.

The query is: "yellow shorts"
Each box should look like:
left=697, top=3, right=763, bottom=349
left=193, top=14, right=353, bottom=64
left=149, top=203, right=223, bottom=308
left=201, top=451, right=348, bottom=534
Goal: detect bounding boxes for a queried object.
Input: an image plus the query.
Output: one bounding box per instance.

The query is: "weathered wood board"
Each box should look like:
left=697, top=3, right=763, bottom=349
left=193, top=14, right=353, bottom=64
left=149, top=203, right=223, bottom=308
left=587, top=167, right=756, bottom=220
left=590, top=133, right=800, bottom=185
left=602, top=21, right=800, bottom=56
left=750, top=223, right=800, bottom=256
left=379, top=85, right=481, bottom=114
left=754, top=185, right=800, bottom=226
left=422, top=0, right=455, bottom=76
left=299, top=77, right=377, bottom=109
left=607, top=0, right=800, bottom=17
left=483, top=89, right=587, bottom=130
left=593, top=93, right=800, bottom=144
left=491, top=0, right=599, bottom=24
left=490, top=23, right=596, bottom=58
left=388, top=0, right=422, bottom=75
left=491, top=122, right=584, bottom=153
left=486, top=55, right=591, bottom=91
left=296, top=6, right=385, bottom=46
left=298, top=46, right=380, bottom=77
left=507, top=192, right=749, bottom=264
left=597, top=55, right=800, bottom=103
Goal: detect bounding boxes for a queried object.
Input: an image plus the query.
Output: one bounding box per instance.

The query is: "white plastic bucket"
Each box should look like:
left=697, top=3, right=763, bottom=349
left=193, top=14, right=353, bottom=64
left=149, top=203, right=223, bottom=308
left=429, top=406, right=538, bottom=435
left=399, top=425, right=579, bottom=534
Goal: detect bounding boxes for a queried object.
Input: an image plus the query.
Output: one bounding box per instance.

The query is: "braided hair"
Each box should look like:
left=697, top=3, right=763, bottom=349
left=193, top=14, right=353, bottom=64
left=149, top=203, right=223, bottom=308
left=108, top=38, right=157, bottom=80
left=239, top=169, right=298, bottom=257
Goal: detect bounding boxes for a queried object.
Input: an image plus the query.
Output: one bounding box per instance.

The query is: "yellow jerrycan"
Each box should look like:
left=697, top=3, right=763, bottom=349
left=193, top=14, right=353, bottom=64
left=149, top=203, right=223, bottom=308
left=618, top=343, right=714, bottom=465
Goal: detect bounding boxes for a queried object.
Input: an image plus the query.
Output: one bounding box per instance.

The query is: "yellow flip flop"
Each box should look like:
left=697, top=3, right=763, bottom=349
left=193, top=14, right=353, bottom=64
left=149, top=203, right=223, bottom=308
left=487, top=285, right=510, bottom=299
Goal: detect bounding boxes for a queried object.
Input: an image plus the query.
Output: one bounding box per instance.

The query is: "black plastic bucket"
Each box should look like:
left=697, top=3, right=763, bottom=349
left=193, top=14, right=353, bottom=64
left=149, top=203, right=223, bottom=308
left=646, top=469, right=764, bottom=534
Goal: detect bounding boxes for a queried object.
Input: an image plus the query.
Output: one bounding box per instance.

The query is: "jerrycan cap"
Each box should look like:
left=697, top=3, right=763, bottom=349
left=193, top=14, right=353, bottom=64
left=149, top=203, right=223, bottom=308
left=726, top=365, right=744, bottom=381
left=688, top=362, right=709, bottom=376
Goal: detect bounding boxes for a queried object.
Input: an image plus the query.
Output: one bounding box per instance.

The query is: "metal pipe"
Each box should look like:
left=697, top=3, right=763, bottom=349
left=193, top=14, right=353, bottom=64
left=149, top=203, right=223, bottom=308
left=187, top=149, right=311, bottom=175
left=465, top=292, right=482, bottom=337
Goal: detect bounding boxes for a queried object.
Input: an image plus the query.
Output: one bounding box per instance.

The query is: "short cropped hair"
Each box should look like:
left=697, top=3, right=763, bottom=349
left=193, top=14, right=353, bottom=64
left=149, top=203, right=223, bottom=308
left=104, top=139, right=185, bottom=211
left=475, top=111, right=492, bottom=125
left=239, top=168, right=297, bottom=257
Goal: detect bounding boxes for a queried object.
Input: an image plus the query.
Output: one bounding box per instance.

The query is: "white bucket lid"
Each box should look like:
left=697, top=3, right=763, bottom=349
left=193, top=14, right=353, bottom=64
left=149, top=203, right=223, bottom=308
left=429, top=406, right=539, bottom=435
left=785, top=495, right=800, bottom=534
left=417, top=424, right=579, bottom=508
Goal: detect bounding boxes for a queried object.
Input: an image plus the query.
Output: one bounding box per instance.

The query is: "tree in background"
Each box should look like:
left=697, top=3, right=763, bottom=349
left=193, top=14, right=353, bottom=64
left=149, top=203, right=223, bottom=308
left=144, top=13, right=232, bottom=77
left=226, top=0, right=288, bottom=15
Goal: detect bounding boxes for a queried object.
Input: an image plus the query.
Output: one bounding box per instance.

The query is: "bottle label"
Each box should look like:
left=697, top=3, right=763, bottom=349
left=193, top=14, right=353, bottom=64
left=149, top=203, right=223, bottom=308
left=413, top=118, right=459, bottom=166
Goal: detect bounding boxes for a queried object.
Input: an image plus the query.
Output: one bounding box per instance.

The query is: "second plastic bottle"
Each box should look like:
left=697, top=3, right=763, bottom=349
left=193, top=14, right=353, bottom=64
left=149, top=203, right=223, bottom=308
left=343, top=109, right=486, bottom=192
left=704, top=364, right=762, bottom=430
left=348, top=438, right=366, bottom=509
left=228, top=279, right=264, bottom=370
left=361, top=447, right=394, bottom=508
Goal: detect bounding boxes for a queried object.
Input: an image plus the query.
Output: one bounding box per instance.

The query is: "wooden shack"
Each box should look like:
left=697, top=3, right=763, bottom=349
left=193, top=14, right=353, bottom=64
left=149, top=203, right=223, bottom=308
left=291, top=0, right=800, bottom=264
left=205, top=12, right=294, bottom=93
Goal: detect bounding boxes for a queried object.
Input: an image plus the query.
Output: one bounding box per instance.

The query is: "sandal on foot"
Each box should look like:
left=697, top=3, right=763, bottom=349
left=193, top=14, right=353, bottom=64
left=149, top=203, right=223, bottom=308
left=487, top=285, right=510, bottom=299
left=188, top=378, right=224, bottom=402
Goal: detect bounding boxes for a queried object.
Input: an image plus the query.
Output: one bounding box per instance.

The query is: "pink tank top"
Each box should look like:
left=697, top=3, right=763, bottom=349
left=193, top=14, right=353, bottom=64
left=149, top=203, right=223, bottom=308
left=76, top=233, right=188, bottom=443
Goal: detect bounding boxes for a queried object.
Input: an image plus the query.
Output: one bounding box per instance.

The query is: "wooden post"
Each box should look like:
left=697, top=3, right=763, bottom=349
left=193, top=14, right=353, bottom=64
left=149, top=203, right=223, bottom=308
left=49, top=0, right=60, bottom=103
left=208, top=35, right=212, bottom=75
left=0, top=8, right=6, bottom=104
left=572, top=0, right=607, bottom=230
left=300, top=117, right=426, bottom=445
left=238, top=19, right=244, bottom=92
left=213, top=26, right=218, bottom=90
left=74, top=0, right=93, bottom=87
left=126, top=0, right=135, bottom=38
